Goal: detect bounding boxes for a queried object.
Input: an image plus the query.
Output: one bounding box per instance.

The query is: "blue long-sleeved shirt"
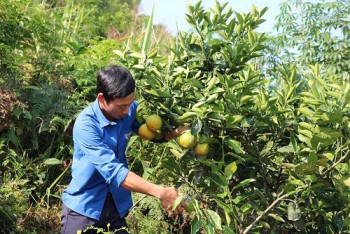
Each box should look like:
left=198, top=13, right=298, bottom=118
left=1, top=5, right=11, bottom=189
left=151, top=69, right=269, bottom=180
left=62, top=99, right=140, bottom=220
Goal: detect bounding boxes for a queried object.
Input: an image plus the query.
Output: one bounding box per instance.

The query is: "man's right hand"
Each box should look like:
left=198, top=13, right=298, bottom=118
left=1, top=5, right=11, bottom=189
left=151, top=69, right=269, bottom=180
left=158, top=187, right=187, bottom=217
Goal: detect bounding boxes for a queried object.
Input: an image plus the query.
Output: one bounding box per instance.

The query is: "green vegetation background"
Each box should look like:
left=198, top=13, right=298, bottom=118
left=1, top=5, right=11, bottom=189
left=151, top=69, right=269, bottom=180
left=1, top=0, right=350, bottom=233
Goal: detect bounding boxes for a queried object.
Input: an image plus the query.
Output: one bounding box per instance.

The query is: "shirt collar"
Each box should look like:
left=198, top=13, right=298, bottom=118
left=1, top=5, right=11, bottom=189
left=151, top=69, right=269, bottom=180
left=92, top=99, right=117, bottom=128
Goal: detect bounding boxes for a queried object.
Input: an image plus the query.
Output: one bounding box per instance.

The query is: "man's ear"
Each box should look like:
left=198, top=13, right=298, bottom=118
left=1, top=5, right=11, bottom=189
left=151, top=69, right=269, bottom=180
left=97, top=93, right=104, bottom=102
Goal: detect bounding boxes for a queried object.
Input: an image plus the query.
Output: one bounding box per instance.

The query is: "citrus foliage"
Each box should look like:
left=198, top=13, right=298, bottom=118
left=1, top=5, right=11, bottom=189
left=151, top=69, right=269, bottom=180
left=1, top=0, right=350, bottom=233
left=114, top=1, right=350, bottom=233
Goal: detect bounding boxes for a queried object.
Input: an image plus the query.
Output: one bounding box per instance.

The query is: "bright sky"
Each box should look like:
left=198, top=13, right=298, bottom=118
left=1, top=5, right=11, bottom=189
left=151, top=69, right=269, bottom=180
left=139, top=0, right=287, bottom=35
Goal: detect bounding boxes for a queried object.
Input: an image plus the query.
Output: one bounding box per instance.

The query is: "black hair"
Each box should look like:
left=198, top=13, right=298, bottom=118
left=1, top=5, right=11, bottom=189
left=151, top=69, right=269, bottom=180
left=96, top=65, right=135, bottom=102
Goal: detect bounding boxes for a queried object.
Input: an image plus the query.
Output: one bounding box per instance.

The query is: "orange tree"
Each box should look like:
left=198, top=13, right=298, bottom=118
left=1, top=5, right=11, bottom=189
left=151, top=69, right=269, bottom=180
left=114, top=1, right=350, bottom=233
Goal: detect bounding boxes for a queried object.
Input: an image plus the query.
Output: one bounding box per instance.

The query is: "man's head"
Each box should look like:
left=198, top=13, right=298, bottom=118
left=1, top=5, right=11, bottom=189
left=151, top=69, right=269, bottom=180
left=97, top=65, right=135, bottom=120
left=97, top=65, right=135, bottom=102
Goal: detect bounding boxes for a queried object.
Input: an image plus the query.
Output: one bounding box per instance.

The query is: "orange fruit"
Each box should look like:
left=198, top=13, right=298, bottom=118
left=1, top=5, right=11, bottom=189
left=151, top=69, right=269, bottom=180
left=146, top=114, right=163, bottom=131
left=138, top=123, right=155, bottom=140
left=178, top=131, right=197, bottom=149
left=194, top=143, right=209, bottom=156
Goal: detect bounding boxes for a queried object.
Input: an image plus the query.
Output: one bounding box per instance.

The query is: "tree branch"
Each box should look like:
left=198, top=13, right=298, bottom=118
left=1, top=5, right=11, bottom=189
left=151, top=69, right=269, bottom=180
left=242, top=188, right=305, bottom=234
left=320, top=150, right=350, bottom=179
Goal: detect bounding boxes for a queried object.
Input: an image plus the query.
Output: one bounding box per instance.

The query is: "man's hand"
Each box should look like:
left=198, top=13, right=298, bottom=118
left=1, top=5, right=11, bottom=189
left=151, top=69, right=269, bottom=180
left=165, top=126, right=190, bottom=141
left=121, top=172, right=187, bottom=217
left=158, top=187, right=187, bottom=217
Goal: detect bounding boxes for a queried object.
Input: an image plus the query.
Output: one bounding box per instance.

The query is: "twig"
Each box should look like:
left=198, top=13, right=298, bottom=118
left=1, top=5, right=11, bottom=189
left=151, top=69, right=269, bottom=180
left=242, top=187, right=305, bottom=234
left=320, top=150, right=350, bottom=178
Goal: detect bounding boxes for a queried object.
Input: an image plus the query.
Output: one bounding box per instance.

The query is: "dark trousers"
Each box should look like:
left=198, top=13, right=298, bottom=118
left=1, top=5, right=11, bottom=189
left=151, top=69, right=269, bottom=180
left=61, top=194, right=128, bottom=234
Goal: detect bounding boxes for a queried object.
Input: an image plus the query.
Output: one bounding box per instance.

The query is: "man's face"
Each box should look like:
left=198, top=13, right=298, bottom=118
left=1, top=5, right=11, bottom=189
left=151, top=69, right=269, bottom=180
left=98, top=92, right=135, bottom=120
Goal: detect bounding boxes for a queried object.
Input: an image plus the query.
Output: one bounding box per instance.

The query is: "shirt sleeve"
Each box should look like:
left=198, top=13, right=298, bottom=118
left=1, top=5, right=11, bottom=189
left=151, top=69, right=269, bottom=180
left=73, top=118, right=129, bottom=188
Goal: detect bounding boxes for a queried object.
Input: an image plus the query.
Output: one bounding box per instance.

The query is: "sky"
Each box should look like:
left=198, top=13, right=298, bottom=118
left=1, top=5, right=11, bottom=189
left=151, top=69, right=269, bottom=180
left=139, top=0, right=287, bottom=35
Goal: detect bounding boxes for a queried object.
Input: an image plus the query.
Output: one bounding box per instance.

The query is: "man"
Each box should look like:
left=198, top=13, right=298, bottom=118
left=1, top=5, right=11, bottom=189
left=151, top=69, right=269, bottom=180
left=61, top=65, right=186, bottom=234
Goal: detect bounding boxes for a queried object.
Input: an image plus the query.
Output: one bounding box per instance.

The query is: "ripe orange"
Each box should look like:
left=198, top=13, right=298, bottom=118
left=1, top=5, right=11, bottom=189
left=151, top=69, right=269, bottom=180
left=138, top=123, right=155, bottom=140
left=194, top=143, right=209, bottom=156
left=146, top=114, right=163, bottom=131
left=178, top=131, right=197, bottom=149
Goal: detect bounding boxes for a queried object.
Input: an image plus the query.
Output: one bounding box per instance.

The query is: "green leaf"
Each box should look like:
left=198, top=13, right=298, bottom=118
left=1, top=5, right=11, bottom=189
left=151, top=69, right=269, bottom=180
left=206, top=74, right=218, bottom=91
left=261, top=141, right=273, bottom=156
left=211, top=172, right=228, bottom=186
left=322, top=152, right=334, bottom=161
left=189, top=43, right=202, bottom=53
left=186, top=198, right=196, bottom=213
left=141, top=160, right=154, bottom=180
left=268, top=213, right=285, bottom=222
left=144, top=89, right=172, bottom=98
left=248, top=30, right=255, bottom=46
left=7, top=128, right=19, bottom=146
left=191, top=218, right=202, bottom=234
left=224, top=161, right=237, bottom=178
left=301, top=97, right=322, bottom=106
left=206, top=93, right=219, bottom=103
left=240, top=202, right=252, bottom=213
left=192, top=101, right=206, bottom=109
left=189, top=79, right=204, bottom=89
left=132, top=64, right=145, bottom=70
left=329, top=109, right=343, bottom=123
left=170, top=149, right=184, bottom=159
left=298, top=107, right=314, bottom=117
left=326, top=83, right=342, bottom=91
left=178, top=112, right=198, bottom=120
left=43, top=158, right=62, bottom=165
left=240, top=95, right=253, bottom=104
left=13, top=108, right=22, bottom=119
left=21, top=85, right=41, bottom=90
left=158, top=90, right=172, bottom=98
left=191, top=118, right=202, bottom=135
left=310, top=132, right=333, bottom=148
left=308, top=152, right=318, bottom=164
left=206, top=210, right=222, bottom=230
left=281, top=163, right=296, bottom=169
left=172, top=195, right=184, bottom=211
left=112, top=49, right=124, bottom=59
left=259, top=221, right=271, bottom=229
left=297, top=134, right=311, bottom=147
left=298, top=122, right=315, bottom=132
left=226, top=139, right=243, bottom=153
left=334, top=214, right=343, bottom=232
left=289, top=179, right=304, bottom=186
left=224, top=210, right=231, bottom=226
left=298, top=129, right=313, bottom=139
left=126, top=136, right=138, bottom=153
left=141, top=6, right=154, bottom=53
left=277, top=146, right=294, bottom=153
left=232, top=178, right=256, bottom=190
left=235, top=12, right=243, bottom=23
left=287, top=202, right=301, bottom=221
left=225, top=115, right=243, bottom=127
left=128, top=52, right=143, bottom=59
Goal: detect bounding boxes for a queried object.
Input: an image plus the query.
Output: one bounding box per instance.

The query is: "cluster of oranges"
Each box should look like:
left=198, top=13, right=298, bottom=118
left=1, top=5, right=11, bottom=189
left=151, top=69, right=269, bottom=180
left=138, top=114, right=209, bottom=157
left=177, top=131, right=209, bottom=157
left=138, top=114, right=164, bottom=140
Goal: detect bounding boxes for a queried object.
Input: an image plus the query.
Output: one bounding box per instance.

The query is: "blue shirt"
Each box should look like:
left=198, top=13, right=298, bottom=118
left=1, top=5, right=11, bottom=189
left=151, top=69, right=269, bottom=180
left=62, top=99, right=140, bottom=220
